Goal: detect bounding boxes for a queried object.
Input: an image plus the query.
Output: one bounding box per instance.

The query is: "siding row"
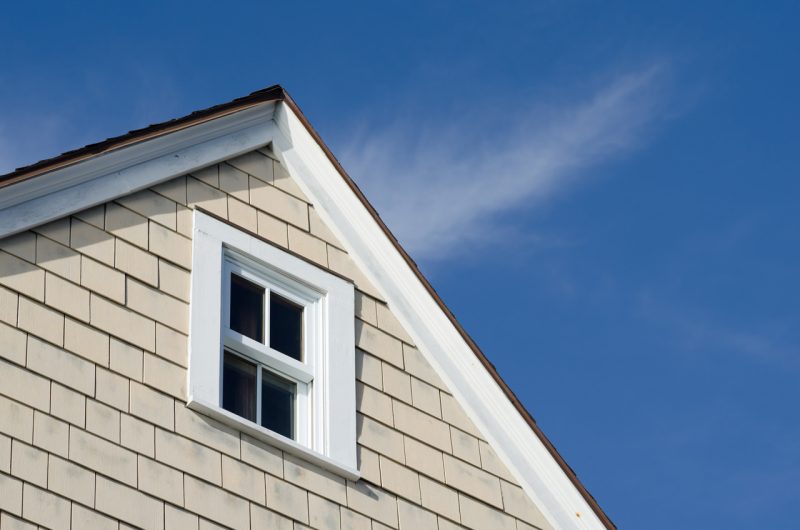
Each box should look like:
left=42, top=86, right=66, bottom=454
left=0, top=149, right=550, bottom=530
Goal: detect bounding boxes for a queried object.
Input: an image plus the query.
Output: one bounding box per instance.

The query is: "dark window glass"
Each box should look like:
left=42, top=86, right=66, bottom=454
left=261, top=369, right=296, bottom=439
left=222, top=352, right=257, bottom=422
left=270, top=293, right=303, bottom=361
left=230, top=274, right=264, bottom=342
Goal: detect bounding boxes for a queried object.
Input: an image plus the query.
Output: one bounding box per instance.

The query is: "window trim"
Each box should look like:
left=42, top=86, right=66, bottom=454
left=188, top=209, right=358, bottom=478
left=222, top=256, right=316, bottom=446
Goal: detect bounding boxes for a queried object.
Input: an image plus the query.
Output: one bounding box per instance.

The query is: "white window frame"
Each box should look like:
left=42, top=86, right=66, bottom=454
left=222, top=257, right=316, bottom=445
left=188, top=210, right=358, bottom=478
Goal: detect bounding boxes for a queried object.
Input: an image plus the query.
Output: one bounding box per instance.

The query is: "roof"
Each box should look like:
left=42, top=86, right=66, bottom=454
left=0, top=85, right=615, bottom=529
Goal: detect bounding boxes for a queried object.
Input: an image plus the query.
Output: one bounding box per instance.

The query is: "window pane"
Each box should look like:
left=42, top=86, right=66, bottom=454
left=261, top=369, right=296, bottom=439
left=270, top=293, right=303, bottom=361
left=222, top=351, right=257, bottom=422
left=230, top=274, right=264, bottom=342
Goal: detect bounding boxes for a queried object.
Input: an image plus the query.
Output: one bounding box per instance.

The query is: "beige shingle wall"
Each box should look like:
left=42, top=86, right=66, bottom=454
left=0, top=148, right=551, bottom=530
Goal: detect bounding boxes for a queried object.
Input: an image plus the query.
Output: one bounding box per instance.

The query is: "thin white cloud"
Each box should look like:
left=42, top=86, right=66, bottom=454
left=668, top=312, right=797, bottom=366
left=340, top=65, right=668, bottom=261
left=636, top=287, right=799, bottom=366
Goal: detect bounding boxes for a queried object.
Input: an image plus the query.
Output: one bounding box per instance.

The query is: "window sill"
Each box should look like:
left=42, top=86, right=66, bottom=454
left=187, top=398, right=361, bottom=481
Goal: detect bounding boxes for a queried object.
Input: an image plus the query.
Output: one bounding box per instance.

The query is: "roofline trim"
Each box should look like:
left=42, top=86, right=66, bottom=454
left=277, top=91, right=615, bottom=529
left=272, top=100, right=613, bottom=530
left=0, top=84, right=284, bottom=186
left=0, top=102, right=277, bottom=238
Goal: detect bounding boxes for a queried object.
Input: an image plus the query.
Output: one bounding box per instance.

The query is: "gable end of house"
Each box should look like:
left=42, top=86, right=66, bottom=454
left=0, top=85, right=614, bottom=530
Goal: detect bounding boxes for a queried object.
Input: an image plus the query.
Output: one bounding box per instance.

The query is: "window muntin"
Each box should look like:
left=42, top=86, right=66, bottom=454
left=223, top=348, right=299, bottom=439
left=221, top=256, right=315, bottom=445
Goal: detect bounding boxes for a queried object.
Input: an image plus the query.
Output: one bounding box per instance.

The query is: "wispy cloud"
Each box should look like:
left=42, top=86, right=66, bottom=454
left=672, top=314, right=798, bottom=367
left=636, top=287, right=800, bottom=366
left=340, top=65, right=669, bottom=261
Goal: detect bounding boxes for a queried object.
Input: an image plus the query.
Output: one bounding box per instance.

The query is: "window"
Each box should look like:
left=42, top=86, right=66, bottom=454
left=188, top=210, right=357, bottom=477
left=220, top=255, right=318, bottom=445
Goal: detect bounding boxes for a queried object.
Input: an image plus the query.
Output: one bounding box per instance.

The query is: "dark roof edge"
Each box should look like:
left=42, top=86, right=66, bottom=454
left=0, top=85, right=615, bottom=529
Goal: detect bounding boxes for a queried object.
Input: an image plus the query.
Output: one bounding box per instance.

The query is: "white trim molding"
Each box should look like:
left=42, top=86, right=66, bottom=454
left=188, top=210, right=357, bottom=479
left=0, top=102, right=277, bottom=238
left=271, top=102, right=606, bottom=530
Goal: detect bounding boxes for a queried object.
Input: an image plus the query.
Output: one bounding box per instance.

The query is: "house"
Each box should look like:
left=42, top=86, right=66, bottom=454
left=0, top=86, right=614, bottom=530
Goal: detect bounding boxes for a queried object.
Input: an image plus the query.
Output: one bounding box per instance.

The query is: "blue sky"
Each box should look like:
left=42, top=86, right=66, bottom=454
left=2, top=1, right=799, bottom=528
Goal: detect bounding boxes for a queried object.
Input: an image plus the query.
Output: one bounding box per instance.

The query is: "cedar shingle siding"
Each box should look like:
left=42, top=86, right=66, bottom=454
left=0, top=149, right=551, bottom=530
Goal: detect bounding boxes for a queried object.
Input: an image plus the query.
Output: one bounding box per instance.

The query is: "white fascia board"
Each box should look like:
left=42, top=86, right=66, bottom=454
left=0, top=102, right=277, bottom=239
left=271, top=101, right=605, bottom=530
